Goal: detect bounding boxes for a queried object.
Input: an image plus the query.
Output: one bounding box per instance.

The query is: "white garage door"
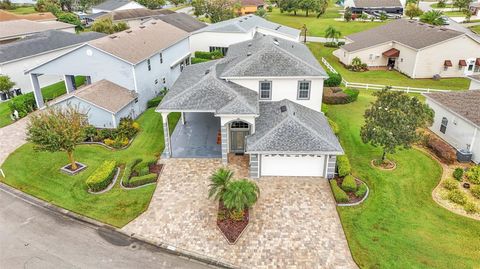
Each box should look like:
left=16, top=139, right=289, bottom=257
left=260, top=155, right=325, bottom=177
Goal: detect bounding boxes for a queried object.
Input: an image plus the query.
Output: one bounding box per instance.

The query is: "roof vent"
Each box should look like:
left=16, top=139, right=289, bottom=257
left=275, top=25, right=281, bottom=30
left=280, top=105, right=287, bottom=113
left=247, top=52, right=252, bottom=56
left=139, top=25, right=146, bottom=29
left=273, top=38, right=279, bottom=46
left=151, top=21, right=156, bottom=24
left=248, top=43, right=252, bottom=47
left=109, top=35, right=117, bottom=39
left=126, top=30, right=132, bottom=33
left=205, top=69, right=210, bottom=75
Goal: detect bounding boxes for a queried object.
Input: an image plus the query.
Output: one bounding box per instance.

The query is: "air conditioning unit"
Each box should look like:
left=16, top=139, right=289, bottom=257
left=457, top=149, right=473, bottom=163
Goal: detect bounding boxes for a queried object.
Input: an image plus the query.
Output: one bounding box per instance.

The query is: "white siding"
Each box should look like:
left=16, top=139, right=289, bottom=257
left=189, top=31, right=254, bottom=53
left=469, top=79, right=480, bottom=90
left=260, top=154, right=325, bottom=177
left=55, top=97, right=117, bottom=128
left=92, top=1, right=145, bottom=13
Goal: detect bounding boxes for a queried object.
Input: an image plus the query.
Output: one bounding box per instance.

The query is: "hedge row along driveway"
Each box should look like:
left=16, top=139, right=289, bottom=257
left=328, top=90, right=480, bottom=268
left=0, top=109, right=180, bottom=227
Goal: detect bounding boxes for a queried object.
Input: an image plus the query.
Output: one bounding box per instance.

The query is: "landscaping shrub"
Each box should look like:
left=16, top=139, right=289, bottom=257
left=341, top=175, right=357, bottom=192
left=147, top=96, right=163, bottom=108
left=323, top=87, right=358, bottom=105
left=126, top=173, right=158, bottom=187
left=344, top=88, right=359, bottom=103
left=328, top=118, right=340, bottom=135
left=426, top=136, right=456, bottom=165
left=337, top=155, right=351, bottom=177
left=465, top=166, right=480, bottom=184
left=464, top=201, right=478, bottom=214
left=324, top=72, right=342, bottom=87
left=123, top=158, right=142, bottom=181
left=194, top=50, right=223, bottom=60
left=86, top=160, right=117, bottom=192
left=447, top=189, right=468, bottom=205
left=338, top=41, right=345, bottom=46
left=442, top=179, right=458, bottom=190
left=324, top=42, right=339, bottom=48
left=117, top=117, right=139, bottom=139
left=330, top=180, right=349, bottom=203
left=453, top=168, right=464, bottom=181
left=321, top=103, right=329, bottom=115
left=8, top=93, right=36, bottom=118
left=355, top=182, right=368, bottom=197
left=191, top=57, right=210, bottom=64
left=471, top=185, right=480, bottom=199
left=133, top=158, right=157, bottom=176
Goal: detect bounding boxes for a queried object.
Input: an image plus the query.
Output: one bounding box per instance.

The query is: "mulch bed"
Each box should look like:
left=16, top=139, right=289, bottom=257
left=149, top=163, right=163, bottom=174
left=217, top=201, right=249, bottom=244
left=371, top=159, right=396, bottom=170
left=335, top=177, right=364, bottom=204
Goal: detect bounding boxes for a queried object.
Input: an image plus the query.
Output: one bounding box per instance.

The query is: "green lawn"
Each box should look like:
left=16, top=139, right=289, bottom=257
left=0, top=77, right=85, bottom=128
left=0, top=108, right=180, bottom=227
left=167, top=4, right=190, bottom=11
left=431, top=3, right=454, bottom=8
left=266, top=5, right=386, bottom=37
left=9, top=6, right=37, bottom=14
left=470, top=25, right=480, bottom=34
left=308, top=43, right=470, bottom=90
left=328, top=91, right=480, bottom=268
left=444, top=11, right=467, bottom=17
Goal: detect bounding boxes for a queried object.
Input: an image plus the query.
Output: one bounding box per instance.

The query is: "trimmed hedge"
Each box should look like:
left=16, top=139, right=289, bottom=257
left=328, top=118, right=340, bottom=135
left=466, top=166, right=480, bottom=184
left=191, top=57, right=210, bottom=64
left=133, top=158, right=157, bottom=176
left=323, top=87, right=359, bottom=104
left=126, top=174, right=158, bottom=187
left=8, top=93, right=36, bottom=118
left=194, top=50, right=223, bottom=60
left=344, top=88, right=359, bottom=103
left=341, top=175, right=357, bottom=192
left=86, top=160, right=117, bottom=192
left=337, top=155, right=351, bottom=177
left=147, top=96, right=163, bottom=108
left=330, top=180, right=349, bottom=203
left=123, top=158, right=159, bottom=188
left=325, top=72, right=342, bottom=87
left=453, top=168, right=464, bottom=181
left=355, top=182, right=368, bottom=197
left=426, top=136, right=456, bottom=165
left=464, top=202, right=478, bottom=214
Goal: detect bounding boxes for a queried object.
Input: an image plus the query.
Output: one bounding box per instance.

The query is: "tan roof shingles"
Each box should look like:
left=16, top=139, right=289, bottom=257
left=341, top=19, right=464, bottom=52
left=89, top=20, right=189, bottom=64
left=58, top=80, right=136, bottom=113
left=0, top=19, right=75, bottom=40
left=425, top=91, right=480, bottom=127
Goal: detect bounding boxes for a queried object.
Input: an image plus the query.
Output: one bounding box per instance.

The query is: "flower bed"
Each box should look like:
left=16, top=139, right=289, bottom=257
left=330, top=177, right=369, bottom=205
left=121, top=158, right=161, bottom=188
left=84, top=117, right=140, bottom=149
left=216, top=201, right=249, bottom=244
left=371, top=159, right=396, bottom=170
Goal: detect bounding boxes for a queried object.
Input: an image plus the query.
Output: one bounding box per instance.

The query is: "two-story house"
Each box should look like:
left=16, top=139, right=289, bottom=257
left=25, top=20, right=191, bottom=128
left=157, top=34, right=343, bottom=178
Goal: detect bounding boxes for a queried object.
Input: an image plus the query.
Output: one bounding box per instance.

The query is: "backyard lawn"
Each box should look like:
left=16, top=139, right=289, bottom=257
left=0, top=108, right=180, bottom=227
left=328, top=91, right=480, bottom=268
left=9, top=6, right=37, bottom=14
left=266, top=5, right=386, bottom=37
left=308, top=43, right=470, bottom=90
left=0, top=77, right=85, bottom=128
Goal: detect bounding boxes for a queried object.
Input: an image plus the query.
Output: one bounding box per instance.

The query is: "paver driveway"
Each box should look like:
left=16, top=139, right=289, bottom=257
left=0, top=117, right=28, bottom=167
left=123, top=158, right=357, bottom=269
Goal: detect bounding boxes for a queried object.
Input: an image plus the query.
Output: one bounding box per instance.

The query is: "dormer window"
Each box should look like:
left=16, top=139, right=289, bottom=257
left=259, top=81, right=272, bottom=100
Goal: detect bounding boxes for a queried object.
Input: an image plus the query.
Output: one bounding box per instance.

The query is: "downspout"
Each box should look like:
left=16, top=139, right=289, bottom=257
left=470, top=127, right=478, bottom=152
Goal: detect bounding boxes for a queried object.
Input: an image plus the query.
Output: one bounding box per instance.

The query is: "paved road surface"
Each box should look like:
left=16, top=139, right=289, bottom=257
left=0, top=189, right=215, bottom=269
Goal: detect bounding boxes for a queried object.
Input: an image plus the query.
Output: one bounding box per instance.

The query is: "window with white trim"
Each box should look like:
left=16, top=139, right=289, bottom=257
left=231, top=121, right=249, bottom=129
left=147, top=59, right=151, bottom=71
left=440, top=117, right=448, bottom=134
left=159, top=53, right=163, bottom=64
left=297, top=80, right=311, bottom=100
left=259, top=81, right=272, bottom=100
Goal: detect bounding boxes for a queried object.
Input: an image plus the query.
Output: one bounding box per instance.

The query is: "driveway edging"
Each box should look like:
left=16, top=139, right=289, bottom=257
left=0, top=182, right=235, bottom=269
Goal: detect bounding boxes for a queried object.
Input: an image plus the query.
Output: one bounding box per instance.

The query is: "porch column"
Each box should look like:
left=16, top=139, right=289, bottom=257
left=181, top=112, right=185, bottom=125
left=85, top=76, right=92, bottom=85
left=64, top=75, right=75, bottom=94
left=30, top=73, right=44, bottom=109
left=221, top=125, right=228, bottom=165
left=162, top=112, right=172, bottom=158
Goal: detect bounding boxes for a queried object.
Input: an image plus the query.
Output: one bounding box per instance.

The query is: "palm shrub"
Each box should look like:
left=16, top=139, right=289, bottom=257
left=222, top=179, right=260, bottom=214
left=208, top=168, right=234, bottom=201
left=420, top=10, right=446, bottom=26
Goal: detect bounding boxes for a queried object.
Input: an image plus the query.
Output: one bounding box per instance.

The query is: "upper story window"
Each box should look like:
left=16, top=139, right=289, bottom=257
left=259, top=81, right=272, bottom=100
left=159, top=53, right=163, bottom=64
left=231, top=121, right=249, bottom=129
left=297, top=80, right=311, bottom=100
left=147, top=59, right=151, bottom=71
left=440, top=117, right=448, bottom=134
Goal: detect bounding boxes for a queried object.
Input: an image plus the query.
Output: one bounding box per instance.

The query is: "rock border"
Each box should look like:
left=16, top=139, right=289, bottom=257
left=370, top=159, right=396, bottom=171
left=60, top=162, right=87, bottom=175
left=88, top=167, right=120, bottom=195
left=337, top=178, right=370, bottom=207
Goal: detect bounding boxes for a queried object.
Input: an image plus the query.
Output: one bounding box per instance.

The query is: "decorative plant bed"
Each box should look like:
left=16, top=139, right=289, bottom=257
left=332, top=177, right=369, bottom=206
left=88, top=167, right=120, bottom=194
left=371, top=159, right=396, bottom=170
left=121, top=159, right=162, bottom=189
left=60, top=162, right=87, bottom=175
left=216, top=201, right=250, bottom=244
left=80, top=133, right=137, bottom=150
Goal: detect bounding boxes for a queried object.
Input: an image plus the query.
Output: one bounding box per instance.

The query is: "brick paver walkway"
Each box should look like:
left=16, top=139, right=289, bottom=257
left=0, top=117, right=28, bottom=167
left=123, top=158, right=357, bottom=269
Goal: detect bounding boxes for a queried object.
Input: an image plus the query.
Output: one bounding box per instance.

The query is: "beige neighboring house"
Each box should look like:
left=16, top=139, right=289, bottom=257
left=95, top=8, right=174, bottom=28
left=469, top=74, right=480, bottom=90
left=0, top=19, right=76, bottom=43
left=334, top=19, right=480, bottom=78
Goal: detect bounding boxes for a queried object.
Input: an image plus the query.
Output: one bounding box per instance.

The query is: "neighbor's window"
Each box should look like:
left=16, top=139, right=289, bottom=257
left=259, top=81, right=272, bottom=100
left=297, top=80, right=311, bottom=100
left=369, top=54, right=373, bottom=60
left=162, top=77, right=166, bottom=84
left=159, top=53, right=163, bottom=64
left=440, top=117, right=448, bottom=134
left=147, top=59, right=151, bottom=71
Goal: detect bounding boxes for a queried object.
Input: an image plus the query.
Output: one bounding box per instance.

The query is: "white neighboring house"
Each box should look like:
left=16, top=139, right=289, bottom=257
left=189, top=14, right=301, bottom=54
left=424, top=90, right=480, bottom=164
left=0, top=30, right=105, bottom=101
left=470, top=2, right=480, bottom=17
left=91, top=0, right=146, bottom=14
left=469, top=74, right=480, bottom=90
left=157, top=35, right=343, bottom=178
left=25, top=20, right=191, bottom=128
left=343, top=0, right=404, bottom=14
left=0, top=19, right=76, bottom=43
left=334, top=19, right=480, bottom=78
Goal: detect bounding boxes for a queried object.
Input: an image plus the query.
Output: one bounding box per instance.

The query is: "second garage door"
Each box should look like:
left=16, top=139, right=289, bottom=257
left=260, top=154, right=325, bottom=177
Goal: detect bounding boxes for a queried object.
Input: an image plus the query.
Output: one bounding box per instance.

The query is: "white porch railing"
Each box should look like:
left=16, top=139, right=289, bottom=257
left=320, top=57, right=451, bottom=93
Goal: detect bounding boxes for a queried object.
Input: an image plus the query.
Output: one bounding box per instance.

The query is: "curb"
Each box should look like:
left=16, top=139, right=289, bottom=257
left=0, top=182, right=235, bottom=269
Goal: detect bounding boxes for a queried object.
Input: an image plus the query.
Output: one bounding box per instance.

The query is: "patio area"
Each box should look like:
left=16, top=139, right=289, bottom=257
left=122, top=158, right=357, bottom=269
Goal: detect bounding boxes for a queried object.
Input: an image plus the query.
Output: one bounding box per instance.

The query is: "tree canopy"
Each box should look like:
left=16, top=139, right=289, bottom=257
left=0, top=75, right=15, bottom=99
left=137, top=0, right=166, bottom=9
left=91, top=18, right=129, bottom=34
left=192, top=0, right=235, bottom=23
left=278, top=0, right=328, bottom=17
left=405, top=3, right=423, bottom=19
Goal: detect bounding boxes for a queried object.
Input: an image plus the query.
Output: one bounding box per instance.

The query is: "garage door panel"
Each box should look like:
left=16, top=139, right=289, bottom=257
left=261, top=155, right=325, bottom=177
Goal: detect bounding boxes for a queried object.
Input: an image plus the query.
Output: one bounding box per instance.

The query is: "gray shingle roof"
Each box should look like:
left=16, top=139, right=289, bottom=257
left=154, top=13, right=207, bottom=33
left=342, top=19, right=464, bottom=52
left=246, top=100, right=343, bottom=153
left=157, top=60, right=258, bottom=115
left=98, top=8, right=174, bottom=21
left=353, top=0, right=402, bottom=8
left=469, top=74, right=480, bottom=83
left=424, top=91, right=480, bottom=128
left=0, top=30, right=105, bottom=64
left=220, top=34, right=327, bottom=77
left=194, top=14, right=300, bottom=38
left=93, top=0, right=138, bottom=11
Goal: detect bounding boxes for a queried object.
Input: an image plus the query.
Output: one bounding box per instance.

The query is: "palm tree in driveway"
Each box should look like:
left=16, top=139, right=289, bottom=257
left=208, top=168, right=234, bottom=201
left=222, top=179, right=260, bottom=215
left=325, top=26, right=342, bottom=43
left=420, top=10, right=446, bottom=26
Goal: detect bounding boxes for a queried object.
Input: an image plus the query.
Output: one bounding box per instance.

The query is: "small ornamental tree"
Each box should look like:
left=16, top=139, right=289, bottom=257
left=405, top=3, right=423, bottom=19
left=222, top=179, right=260, bottom=214
left=360, top=88, right=434, bottom=162
left=420, top=10, right=446, bottom=26
left=344, top=7, right=352, bottom=22
left=0, top=75, right=15, bottom=99
left=325, top=25, right=341, bottom=43
left=137, top=0, right=166, bottom=9
left=26, top=105, right=89, bottom=171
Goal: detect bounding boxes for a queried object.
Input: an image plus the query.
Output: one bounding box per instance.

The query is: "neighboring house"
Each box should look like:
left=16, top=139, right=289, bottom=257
left=470, top=2, right=480, bottom=17
left=94, top=8, right=174, bottom=28
left=157, top=34, right=343, bottom=178
left=52, top=79, right=139, bottom=128
left=153, top=13, right=207, bottom=33
left=9, top=0, right=37, bottom=4
left=0, top=30, right=105, bottom=101
left=189, top=14, right=301, bottom=54
left=0, top=10, right=56, bottom=22
left=236, top=0, right=265, bottom=15
left=424, top=91, right=480, bottom=164
left=343, top=0, right=404, bottom=14
left=79, top=11, right=109, bottom=26
left=334, top=19, right=480, bottom=78
left=0, top=19, right=76, bottom=43
left=92, top=0, right=146, bottom=14
left=26, top=20, right=191, bottom=128
left=468, top=74, right=480, bottom=90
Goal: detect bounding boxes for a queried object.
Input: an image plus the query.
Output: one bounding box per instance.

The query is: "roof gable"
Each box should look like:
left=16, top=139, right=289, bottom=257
left=424, top=91, right=480, bottom=128
left=93, top=0, right=143, bottom=11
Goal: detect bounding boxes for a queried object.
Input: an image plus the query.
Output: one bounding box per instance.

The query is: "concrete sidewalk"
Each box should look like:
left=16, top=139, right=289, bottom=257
left=0, top=116, right=28, bottom=167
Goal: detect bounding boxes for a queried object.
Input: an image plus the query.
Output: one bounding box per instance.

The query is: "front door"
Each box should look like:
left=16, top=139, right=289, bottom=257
left=231, top=131, right=248, bottom=153
left=388, top=58, right=396, bottom=69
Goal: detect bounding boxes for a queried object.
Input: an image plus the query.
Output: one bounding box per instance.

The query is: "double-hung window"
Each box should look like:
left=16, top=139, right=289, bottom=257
left=297, top=80, right=311, bottom=100
left=147, top=59, right=151, bottom=71
left=259, top=81, right=272, bottom=100
left=159, top=53, right=163, bottom=64
left=440, top=117, right=448, bottom=134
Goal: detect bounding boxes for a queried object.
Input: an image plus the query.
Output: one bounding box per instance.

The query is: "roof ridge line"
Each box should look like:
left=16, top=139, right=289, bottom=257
left=247, top=114, right=291, bottom=149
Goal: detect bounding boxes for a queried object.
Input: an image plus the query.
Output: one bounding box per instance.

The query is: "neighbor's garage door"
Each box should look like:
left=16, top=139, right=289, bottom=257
left=260, top=155, right=325, bottom=177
